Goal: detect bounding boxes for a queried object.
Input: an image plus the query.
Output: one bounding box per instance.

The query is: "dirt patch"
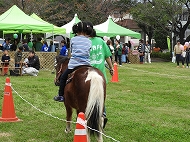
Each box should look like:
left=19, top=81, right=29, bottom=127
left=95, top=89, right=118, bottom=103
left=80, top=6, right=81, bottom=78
left=0, top=132, right=12, bottom=137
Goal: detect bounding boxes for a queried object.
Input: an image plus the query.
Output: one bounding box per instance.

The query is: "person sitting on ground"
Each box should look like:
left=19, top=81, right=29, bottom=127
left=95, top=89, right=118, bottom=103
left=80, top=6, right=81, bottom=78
left=23, top=51, right=40, bottom=76
left=60, top=40, right=68, bottom=56
left=14, top=46, right=23, bottom=67
left=1, top=50, right=10, bottom=75
left=54, top=21, right=93, bottom=102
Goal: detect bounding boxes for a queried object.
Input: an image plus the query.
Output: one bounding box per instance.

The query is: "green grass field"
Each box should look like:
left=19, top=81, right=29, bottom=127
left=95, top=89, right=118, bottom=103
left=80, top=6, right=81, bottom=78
left=0, top=62, right=190, bottom=142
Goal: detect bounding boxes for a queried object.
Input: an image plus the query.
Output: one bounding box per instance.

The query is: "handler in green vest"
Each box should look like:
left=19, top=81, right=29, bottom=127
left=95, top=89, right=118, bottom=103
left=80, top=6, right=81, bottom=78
left=89, top=23, right=113, bottom=128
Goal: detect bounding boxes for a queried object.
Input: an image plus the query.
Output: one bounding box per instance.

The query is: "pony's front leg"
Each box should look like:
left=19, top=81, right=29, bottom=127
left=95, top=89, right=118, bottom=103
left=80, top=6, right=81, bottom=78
left=65, top=105, right=72, bottom=133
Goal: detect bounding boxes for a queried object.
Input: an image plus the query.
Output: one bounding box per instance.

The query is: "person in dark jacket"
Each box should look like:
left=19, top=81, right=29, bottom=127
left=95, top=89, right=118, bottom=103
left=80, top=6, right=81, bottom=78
left=1, top=50, right=10, bottom=75
left=185, top=44, right=190, bottom=68
left=23, top=51, right=40, bottom=76
left=114, top=39, right=122, bottom=66
left=14, top=46, right=23, bottom=67
left=138, top=39, right=145, bottom=64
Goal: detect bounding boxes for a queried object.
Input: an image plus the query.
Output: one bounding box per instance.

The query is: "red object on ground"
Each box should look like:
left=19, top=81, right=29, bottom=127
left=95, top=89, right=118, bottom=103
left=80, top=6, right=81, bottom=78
left=0, top=77, right=20, bottom=122
left=111, top=63, right=119, bottom=82
left=73, top=112, right=88, bottom=142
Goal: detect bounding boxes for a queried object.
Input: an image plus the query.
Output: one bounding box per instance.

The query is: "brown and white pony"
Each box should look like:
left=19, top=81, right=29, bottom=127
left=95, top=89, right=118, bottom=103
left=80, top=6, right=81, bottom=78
left=54, top=55, right=106, bottom=142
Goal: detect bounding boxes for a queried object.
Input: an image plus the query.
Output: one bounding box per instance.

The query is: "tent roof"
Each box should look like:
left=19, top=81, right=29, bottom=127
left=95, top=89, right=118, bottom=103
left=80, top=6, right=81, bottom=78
left=0, top=5, right=53, bottom=31
left=61, top=14, right=81, bottom=36
left=30, top=13, right=66, bottom=34
left=94, top=16, right=141, bottom=39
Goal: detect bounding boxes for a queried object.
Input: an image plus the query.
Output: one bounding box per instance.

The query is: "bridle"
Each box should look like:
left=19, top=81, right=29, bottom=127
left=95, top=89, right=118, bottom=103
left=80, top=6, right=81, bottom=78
left=54, top=63, right=63, bottom=86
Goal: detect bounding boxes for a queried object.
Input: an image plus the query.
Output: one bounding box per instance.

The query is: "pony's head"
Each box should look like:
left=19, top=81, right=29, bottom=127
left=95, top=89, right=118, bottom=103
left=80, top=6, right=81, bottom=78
left=54, top=55, right=69, bottom=86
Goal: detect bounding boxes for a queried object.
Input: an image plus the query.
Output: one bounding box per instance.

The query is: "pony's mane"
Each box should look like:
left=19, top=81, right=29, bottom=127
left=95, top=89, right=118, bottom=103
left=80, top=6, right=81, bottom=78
left=56, top=55, right=69, bottom=64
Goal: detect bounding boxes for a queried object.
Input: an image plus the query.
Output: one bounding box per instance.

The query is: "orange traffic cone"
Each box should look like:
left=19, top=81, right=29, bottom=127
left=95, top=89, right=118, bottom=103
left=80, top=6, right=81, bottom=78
left=73, top=112, right=88, bottom=142
left=0, top=77, right=20, bottom=122
left=111, top=63, right=119, bottom=82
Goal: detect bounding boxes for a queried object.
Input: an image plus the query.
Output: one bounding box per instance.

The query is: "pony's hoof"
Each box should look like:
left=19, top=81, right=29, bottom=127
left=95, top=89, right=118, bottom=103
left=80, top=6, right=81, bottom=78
left=65, top=128, right=71, bottom=133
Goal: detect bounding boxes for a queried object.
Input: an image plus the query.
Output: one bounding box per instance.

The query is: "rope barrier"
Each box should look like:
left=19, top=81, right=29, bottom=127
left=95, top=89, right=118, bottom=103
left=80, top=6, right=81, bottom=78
left=11, top=86, right=120, bottom=142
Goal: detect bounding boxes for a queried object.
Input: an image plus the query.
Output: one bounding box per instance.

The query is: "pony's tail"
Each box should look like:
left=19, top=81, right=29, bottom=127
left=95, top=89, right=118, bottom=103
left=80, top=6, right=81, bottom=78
left=85, top=69, right=104, bottom=136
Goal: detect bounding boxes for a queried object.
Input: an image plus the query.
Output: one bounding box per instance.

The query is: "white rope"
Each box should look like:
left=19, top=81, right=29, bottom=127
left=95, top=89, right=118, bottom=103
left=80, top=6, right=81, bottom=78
left=11, top=86, right=120, bottom=142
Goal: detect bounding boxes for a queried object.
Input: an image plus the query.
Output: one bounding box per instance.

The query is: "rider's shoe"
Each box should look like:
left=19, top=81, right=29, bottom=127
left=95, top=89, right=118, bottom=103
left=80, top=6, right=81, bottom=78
left=53, top=95, right=64, bottom=102
left=103, top=115, right=108, bottom=129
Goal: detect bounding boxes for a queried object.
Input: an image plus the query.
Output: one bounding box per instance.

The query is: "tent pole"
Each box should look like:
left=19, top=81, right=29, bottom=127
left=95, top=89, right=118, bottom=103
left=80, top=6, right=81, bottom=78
left=30, top=31, right=33, bottom=41
left=52, top=30, right=55, bottom=52
left=21, top=33, right=22, bottom=42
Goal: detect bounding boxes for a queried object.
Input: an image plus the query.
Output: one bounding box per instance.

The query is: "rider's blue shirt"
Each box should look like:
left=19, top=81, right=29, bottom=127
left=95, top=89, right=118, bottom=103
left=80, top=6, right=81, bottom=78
left=68, top=35, right=91, bottom=69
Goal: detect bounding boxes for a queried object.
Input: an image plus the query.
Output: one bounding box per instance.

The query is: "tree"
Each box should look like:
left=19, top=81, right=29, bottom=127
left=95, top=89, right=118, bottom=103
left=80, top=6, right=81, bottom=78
left=130, top=0, right=190, bottom=48
left=24, top=0, right=118, bottom=26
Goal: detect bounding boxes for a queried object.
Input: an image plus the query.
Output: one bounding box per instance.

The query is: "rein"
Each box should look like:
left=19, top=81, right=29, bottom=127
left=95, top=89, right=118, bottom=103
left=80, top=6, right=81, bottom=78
left=55, top=63, right=63, bottom=84
left=58, top=64, right=63, bottom=74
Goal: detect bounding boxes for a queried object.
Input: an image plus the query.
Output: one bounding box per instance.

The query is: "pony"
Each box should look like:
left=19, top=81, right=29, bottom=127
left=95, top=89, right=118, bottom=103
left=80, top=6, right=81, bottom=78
left=54, top=55, right=106, bottom=142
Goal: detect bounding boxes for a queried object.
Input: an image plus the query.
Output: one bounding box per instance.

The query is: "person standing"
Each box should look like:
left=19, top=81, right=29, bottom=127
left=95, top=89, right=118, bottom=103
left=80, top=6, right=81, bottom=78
left=144, top=40, right=152, bottom=63
left=114, top=40, right=122, bottom=66
left=174, top=40, right=184, bottom=68
left=1, top=50, right=10, bottom=75
left=34, top=37, right=43, bottom=51
left=60, top=40, right=68, bottom=56
left=10, top=39, right=19, bottom=51
left=23, top=39, right=29, bottom=51
left=41, top=41, right=49, bottom=52
left=49, top=41, right=56, bottom=52
left=138, top=39, right=145, bottom=64
left=185, top=43, right=190, bottom=68
left=28, top=38, right=33, bottom=51
left=89, top=27, right=113, bottom=129
left=2, top=38, right=11, bottom=51
left=121, top=44, right=127, bottom=63
left=106, top=39, right=114, bottom=63
left=14, top=46, right=23, bottom=67
left=125, top=43, right=130, bottom=64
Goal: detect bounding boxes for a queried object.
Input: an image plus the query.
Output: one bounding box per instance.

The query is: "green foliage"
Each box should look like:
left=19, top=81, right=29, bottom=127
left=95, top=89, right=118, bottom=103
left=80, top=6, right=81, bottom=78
left=130, top=0, right=190, bottom=42
left=154, top=28, right=168, bottom=50
left=151, top=51, right=170, bottom=60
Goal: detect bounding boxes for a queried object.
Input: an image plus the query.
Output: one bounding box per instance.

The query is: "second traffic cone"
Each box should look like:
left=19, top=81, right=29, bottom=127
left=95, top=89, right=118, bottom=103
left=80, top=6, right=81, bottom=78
left=111, top=63, right=119, bottom=82
left=73, top=112, right=88, bottom=142
left=0, top=77, right=20, bottom=122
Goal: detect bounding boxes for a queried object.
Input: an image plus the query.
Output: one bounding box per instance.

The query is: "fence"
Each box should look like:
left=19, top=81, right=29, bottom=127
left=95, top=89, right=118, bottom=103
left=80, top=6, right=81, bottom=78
left=0, top=51, right=57, bottom=71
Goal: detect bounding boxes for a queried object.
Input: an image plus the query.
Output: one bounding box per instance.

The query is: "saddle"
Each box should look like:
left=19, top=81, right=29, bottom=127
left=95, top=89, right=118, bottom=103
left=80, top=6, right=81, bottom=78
left=66, top=65, right=92, bottom=84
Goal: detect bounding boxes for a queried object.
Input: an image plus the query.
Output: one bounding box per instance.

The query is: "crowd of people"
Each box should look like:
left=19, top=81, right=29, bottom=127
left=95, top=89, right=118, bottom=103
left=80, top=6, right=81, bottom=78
left=0, top=37, right=57, bottom=52
left=1, top=49, right=40, bottom=76
left=173, top=40, right=190, bottom=68
left=104, top=37, right=131, bottom=66
left=0, top=35, right=70, bottom=76
left=135, top=39, right=152, bottom=64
